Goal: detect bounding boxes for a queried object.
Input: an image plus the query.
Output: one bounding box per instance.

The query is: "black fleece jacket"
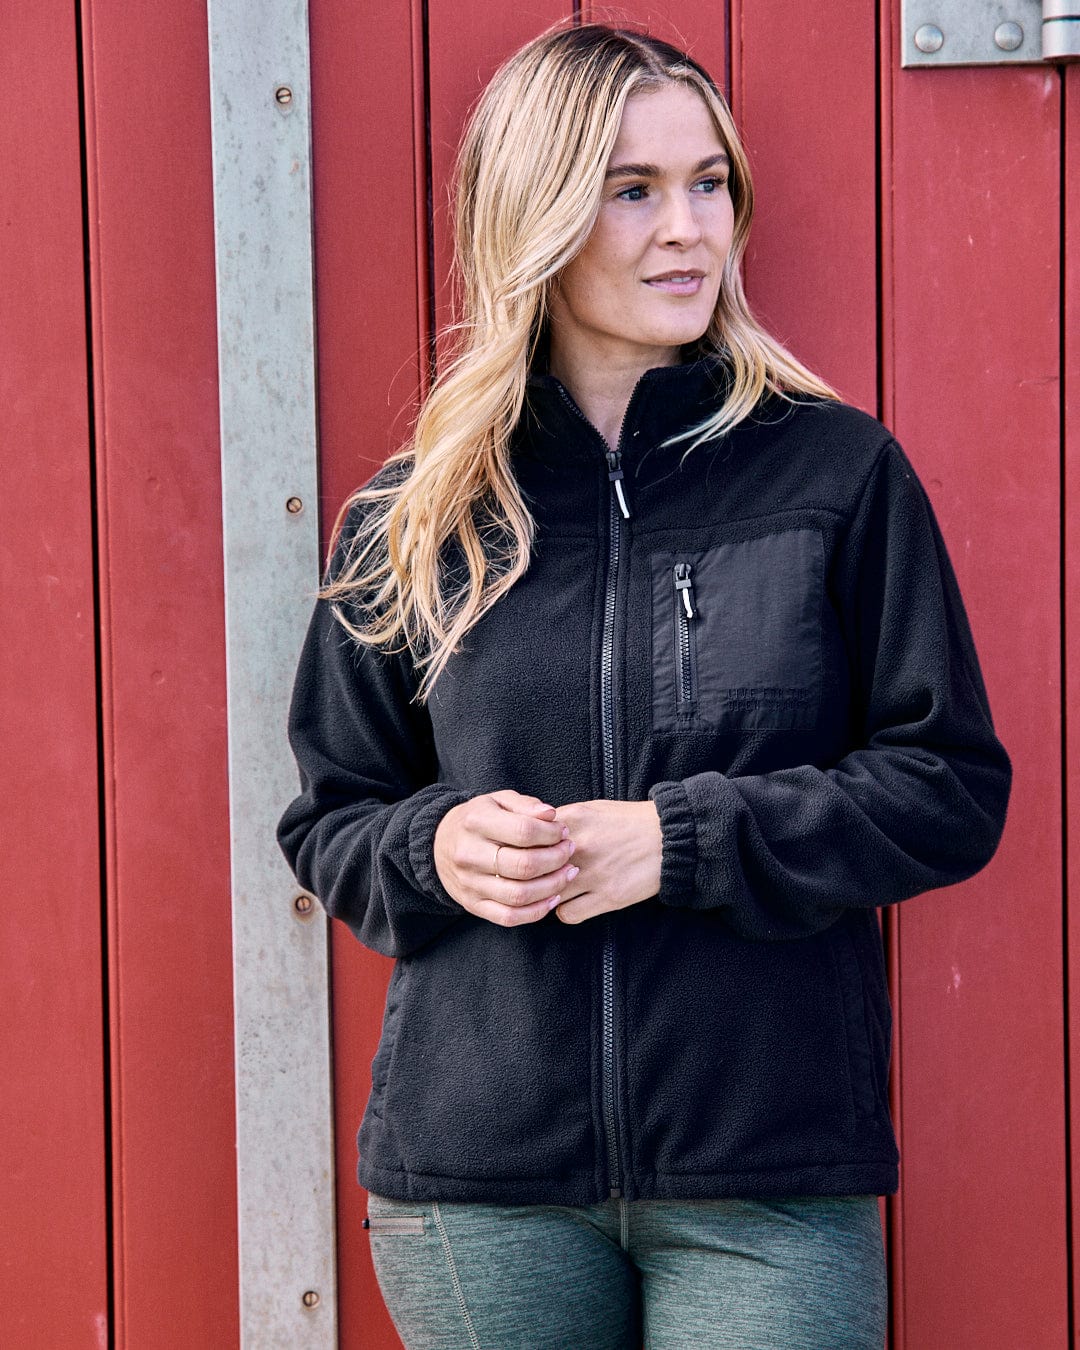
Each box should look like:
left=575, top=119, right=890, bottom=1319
left=278, top=360, right=1011, bottom=1203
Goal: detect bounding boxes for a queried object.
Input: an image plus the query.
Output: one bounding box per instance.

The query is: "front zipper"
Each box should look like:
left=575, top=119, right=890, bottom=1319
left=554, top=377, right=645, bottom=1200
left=673, top=562, right=697, bottom=707
left=599, top=454, right=624, bottom=1197
left=606, top=449, right=631, bottom=520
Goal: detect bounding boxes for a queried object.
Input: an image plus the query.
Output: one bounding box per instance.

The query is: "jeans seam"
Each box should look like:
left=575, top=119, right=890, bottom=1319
left=431, top=1202, right=482, bottom=1350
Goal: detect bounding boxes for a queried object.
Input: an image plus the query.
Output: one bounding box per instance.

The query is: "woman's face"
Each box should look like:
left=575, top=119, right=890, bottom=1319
left=548, top=82, right=735, bottom=377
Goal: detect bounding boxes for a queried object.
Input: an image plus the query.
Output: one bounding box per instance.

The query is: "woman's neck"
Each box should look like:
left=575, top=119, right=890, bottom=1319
left=547, top=335, right=681, bottom=448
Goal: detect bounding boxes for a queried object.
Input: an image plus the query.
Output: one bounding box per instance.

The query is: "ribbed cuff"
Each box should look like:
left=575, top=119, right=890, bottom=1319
left=648, top=779, right=698, bottom=904
left=406, top=787, right=472, bottom=912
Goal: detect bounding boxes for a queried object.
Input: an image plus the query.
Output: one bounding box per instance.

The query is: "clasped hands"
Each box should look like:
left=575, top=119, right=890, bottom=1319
left=433, top=790, right=663, bottom=928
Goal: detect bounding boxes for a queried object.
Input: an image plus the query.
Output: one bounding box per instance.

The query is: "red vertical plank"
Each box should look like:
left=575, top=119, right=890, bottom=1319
left=308, top=2, right=426, bottom=1344
left=81, top=1, right=238, bottom=1344
left=1, top=5, right=109, bottom=1345
left=581, top=0, right=727, bottom=82
left=1066, top=61, right=1080, bottom=1336
left=876, top=23, right=905, bottom=1347
left=311, top=0, right=428, bottom=518
left=733, top=1, right=878, bottom=412
left=427, top=1, right=573, bottom=344
left=885, top=22, right=1066, bottom=1346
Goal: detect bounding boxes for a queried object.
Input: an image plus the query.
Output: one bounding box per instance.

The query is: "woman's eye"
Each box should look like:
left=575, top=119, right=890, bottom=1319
left=616, top=184, right=648, bottom=202
left=693, top=176, right=728, bottom=194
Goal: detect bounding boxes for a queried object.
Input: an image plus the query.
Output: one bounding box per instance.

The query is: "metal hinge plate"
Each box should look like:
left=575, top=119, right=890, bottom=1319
left=902, top=0, right=1078, bottom=65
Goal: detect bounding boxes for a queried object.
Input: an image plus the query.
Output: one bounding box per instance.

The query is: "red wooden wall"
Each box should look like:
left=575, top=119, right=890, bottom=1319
left=5, top=2, right=237, bottom=1347
left=1069, top=61, right=1080, bottom=1335
left=882, top=19, right=1066, bottom=1344
left=3, top=6, right=107, bottom=1346
left=82, top=0, right=238, bottom=1342
left=2, top=2, right=1073, bottom=1346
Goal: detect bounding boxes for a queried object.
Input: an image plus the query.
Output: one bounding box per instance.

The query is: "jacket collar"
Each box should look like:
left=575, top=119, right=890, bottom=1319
left=521, top=356, right=732, bottom=463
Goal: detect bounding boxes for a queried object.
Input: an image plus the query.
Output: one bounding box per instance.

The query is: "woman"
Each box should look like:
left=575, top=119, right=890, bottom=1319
left=279, top=24, right=1011, bottom=1349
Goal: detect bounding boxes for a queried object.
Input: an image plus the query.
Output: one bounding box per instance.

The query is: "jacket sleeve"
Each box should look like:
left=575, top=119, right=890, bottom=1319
left=648, top=438, right=1012, bottom=940
left=277, top=527, right=470, bottom=958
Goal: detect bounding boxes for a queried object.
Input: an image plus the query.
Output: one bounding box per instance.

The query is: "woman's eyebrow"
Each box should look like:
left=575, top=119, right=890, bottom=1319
left=605, top=152, right=731, bottom=179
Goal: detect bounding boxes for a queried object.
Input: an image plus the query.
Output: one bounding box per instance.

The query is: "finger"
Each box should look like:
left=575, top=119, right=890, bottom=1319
left=489, top=790, right=559, bottom=820
left=483, top=837, right=576, bottom=882
left=470, top=893, right=562, bottom=929
left=438, top=817, right=565, bottom=894
left=478, top=801, right=567, bottom=849
left=553, top=893, right=601, bottom=925
left=489, top=863, right=580, bottom=908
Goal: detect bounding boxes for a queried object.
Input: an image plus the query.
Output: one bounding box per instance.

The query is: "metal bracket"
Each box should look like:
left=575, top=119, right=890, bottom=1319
left=902, top=0, right=1080, bottom=65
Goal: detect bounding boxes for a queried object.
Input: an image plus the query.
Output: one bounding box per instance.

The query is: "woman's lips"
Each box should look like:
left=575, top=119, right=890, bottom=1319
left=644, top=272, right=705, bottom=296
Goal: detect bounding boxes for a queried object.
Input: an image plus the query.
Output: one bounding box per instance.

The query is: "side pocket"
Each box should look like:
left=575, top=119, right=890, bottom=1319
left=368, top=961, right=407, bottom=1120
left=831, top=929, right=877, bottom=1120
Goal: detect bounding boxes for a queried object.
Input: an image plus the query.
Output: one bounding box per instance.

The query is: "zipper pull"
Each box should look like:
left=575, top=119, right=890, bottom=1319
left=674, top=562, right=696, bottom=619
left=606, top=450, right=631, bottom=519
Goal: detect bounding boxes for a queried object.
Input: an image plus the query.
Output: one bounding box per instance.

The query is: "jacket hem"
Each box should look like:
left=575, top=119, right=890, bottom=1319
left=631, top=1160, right=898, bottom=1199
left=358, top=1158, right=603, bottom=1205
left=358, top=1157, right=899, bottom=1203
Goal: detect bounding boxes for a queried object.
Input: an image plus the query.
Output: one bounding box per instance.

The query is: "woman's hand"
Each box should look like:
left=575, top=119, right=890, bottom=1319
left=434, top=790, right=579, bottom=927
left=551, top=800, right=663, bottom=924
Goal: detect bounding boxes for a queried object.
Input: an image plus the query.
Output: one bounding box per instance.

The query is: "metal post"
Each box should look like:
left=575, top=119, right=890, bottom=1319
left=206, top=1, right=336, bottom=1344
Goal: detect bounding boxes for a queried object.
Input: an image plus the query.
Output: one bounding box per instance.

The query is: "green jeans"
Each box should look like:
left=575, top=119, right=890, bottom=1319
left=366, top=1193, right=887, bottom=1349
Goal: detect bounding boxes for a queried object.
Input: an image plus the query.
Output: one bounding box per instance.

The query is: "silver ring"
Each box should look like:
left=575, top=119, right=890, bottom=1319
left=493, top=845, right=503, bottom=878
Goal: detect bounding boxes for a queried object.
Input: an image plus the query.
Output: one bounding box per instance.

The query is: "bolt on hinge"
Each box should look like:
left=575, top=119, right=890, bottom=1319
left=903, top=0, right=1080, bottom=65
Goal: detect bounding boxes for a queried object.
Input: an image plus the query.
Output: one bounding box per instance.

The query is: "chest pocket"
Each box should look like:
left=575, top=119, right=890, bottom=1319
left=650, top=528, right=824, bottom=733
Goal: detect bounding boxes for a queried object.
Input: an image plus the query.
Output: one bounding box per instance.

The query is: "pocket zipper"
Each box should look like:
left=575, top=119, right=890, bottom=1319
left=673, top=563, right=697, bottom=706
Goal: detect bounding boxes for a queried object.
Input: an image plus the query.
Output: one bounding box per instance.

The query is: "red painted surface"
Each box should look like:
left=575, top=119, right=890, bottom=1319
left=885, top=26, right=1067, bottom=1347
left=876, top=25, right=905, bottom=1347
left=1067, top=61, right=1080, bottom=1336
left=427, top=1, right=572, bottom=344
left=1, top=4, right=109, bottom=1346
left=733, top=1, right=878, bottom=413
left=80, top=0, right=238, bottom=1345
left=310, top=0, right=428, bottom=517
left=582, top=0, right=728, bottom=80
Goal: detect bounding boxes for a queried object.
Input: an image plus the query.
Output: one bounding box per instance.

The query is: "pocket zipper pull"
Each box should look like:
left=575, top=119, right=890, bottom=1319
left=674, top=562, right=696, bottom=619
left=606, top=450, right=631, bottom=519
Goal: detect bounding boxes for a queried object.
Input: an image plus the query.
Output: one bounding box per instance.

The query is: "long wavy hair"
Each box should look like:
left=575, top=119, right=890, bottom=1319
left=324, top=23, right=836, bottom=699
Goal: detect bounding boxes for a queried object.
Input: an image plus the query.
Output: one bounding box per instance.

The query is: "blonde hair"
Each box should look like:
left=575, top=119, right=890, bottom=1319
left=325, top=23, right=836, bottom=699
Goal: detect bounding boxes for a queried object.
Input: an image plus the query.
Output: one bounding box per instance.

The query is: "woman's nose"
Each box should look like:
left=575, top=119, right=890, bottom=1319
left=657, top=191, right=704, bottom=247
